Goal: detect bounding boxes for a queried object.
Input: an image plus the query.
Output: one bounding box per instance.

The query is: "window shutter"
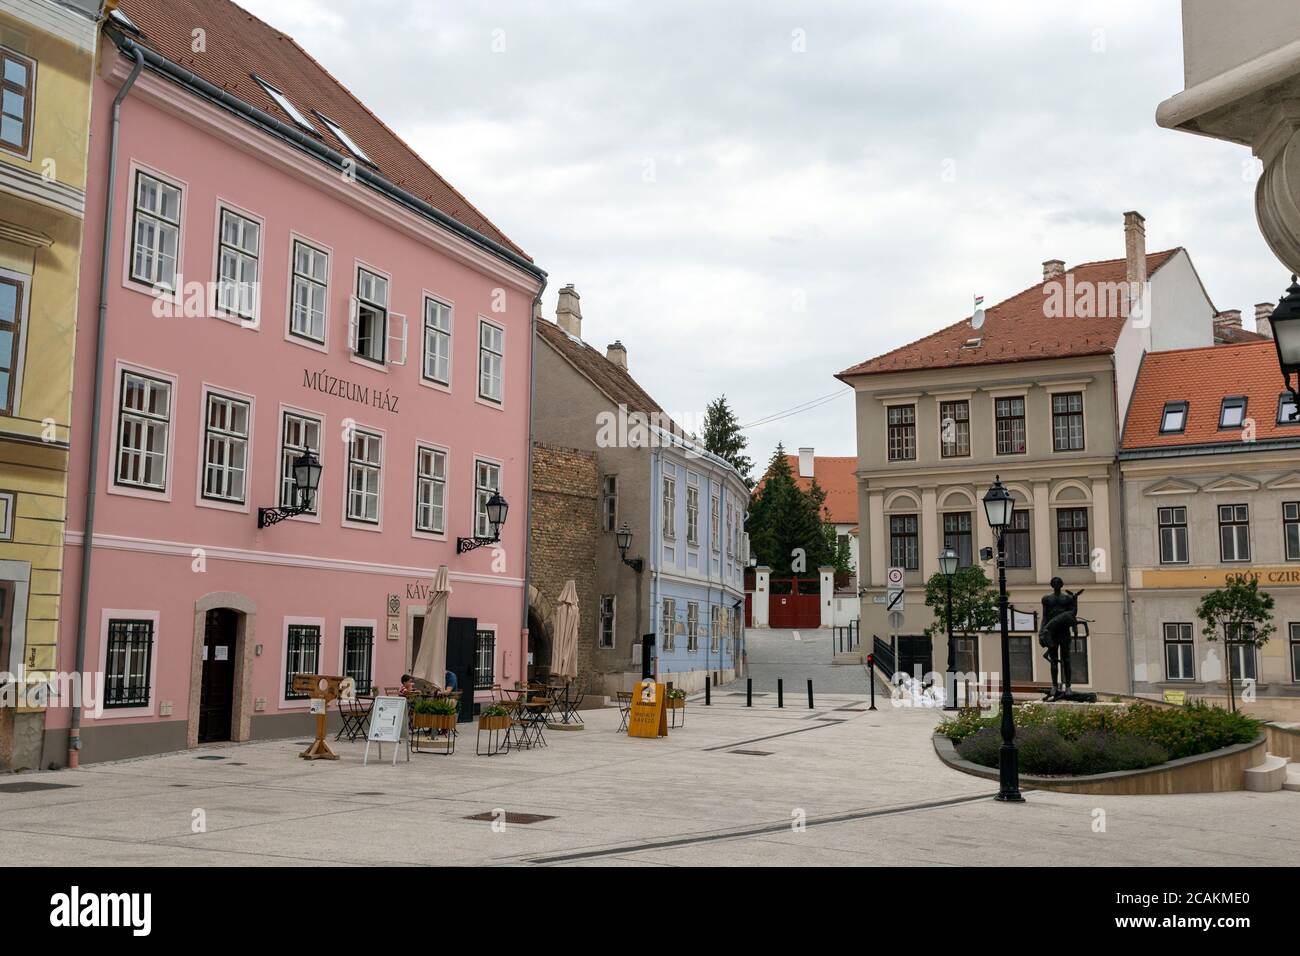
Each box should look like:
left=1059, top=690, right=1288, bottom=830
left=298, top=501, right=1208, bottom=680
left=388, top=312, right=407, bottom=366
left=348, top=295, right=360, bottom=352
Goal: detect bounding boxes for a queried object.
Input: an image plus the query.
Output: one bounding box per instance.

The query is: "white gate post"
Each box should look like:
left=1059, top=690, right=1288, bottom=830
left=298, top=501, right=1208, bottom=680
left=819, top=565, right=835, bottom=629
left=752, top=565, right=770, bottom=628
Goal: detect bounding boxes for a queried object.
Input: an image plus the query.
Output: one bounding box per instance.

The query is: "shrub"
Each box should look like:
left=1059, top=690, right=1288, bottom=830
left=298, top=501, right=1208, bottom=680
left=411, top=696, right=458, bottom=716
left=481, top=704, right=509, bottom=718
left=955, top=727, right=1002, bottom=767
left=939, top=699, right=1258, bottom=774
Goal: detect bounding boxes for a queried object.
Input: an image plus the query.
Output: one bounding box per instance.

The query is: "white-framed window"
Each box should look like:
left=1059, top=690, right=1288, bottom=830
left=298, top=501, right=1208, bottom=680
left=422, top=296, right=452, bottom=386
left=599, top=595, right=616, bottom=649
left=710, top=493, right=721, bottom=554
left=662, top=473, right=676, bottom=540
left=283, top=620, right=322, bottom=702
left=726, top=503, right=734, bottom=558
left=289, top=239, right=328, bottom=344
left=475, top=628, right=496, bottom=689
left=341, top=624, right=374, bottom=693
left=1218, top=504, right=1250, bottom=563
left=478, top=319, right=504, bottom=403
left=351, top=267, right=388, bottom=364
left=474, top=458, right=501, bottom=538
left=214, top=206, right=261, bottom=321
left=130, top=170, right=182, bottom=290
left=660, top=598, right=676, bottom=652
left=686, top=602, right=699, bottom=652
left=1225, top=623, right=1258, bottom=682
left=104, top=617, right=155, bottom=710
left=710, top=605, right=720, bottom=653
left=1284, top=502, right=1300, bottom=561
left=346, top=428, right=383, bottom=524
left=1163, top=623, right=1194, bottom=681
left=686, top=484, right=700, bottom=546
left=602, top=475, right=617, bottom=532
left=415, top=444, right=447, bottom=535
left=1158, top=506, right=1188, bottom=564
left=0, top=46, right=35, bottom=159
left=201, top=391, right=250, bottom=504
left=115, top=369, right=172, bottom=492
left=279, top=410, right=321, bottom=514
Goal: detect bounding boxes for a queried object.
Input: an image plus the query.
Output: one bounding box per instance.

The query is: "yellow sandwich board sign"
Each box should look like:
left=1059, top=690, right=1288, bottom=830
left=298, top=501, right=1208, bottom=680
left=628, top=680, right=668, bottom=738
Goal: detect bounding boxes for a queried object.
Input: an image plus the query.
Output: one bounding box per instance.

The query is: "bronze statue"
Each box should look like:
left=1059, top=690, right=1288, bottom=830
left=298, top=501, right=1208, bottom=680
left=1038, top=577, right=1096, bottom=702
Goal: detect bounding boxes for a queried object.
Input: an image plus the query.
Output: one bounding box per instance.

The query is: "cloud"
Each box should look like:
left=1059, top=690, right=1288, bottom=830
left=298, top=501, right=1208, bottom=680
left=238, top=0, right=1282, bottom=464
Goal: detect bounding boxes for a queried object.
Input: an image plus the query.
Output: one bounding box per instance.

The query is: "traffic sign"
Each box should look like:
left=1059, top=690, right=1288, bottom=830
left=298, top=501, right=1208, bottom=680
left=888, top=610, right=905, bottom=632
left=886, top=566, right=904, bottom=586
left=886, top=588, right=904, bottom=610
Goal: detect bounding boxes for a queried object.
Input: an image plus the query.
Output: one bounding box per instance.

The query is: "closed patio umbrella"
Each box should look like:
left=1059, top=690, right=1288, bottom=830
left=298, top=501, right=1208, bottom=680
left=413, top=565, right=452, bottom=687
left=551, top=579, right=580, bottom=680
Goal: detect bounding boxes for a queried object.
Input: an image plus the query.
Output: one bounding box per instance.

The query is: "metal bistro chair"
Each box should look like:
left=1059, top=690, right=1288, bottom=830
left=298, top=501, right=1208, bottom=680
left=616, top=691, right=633, bottom=733
left=336, top=696, right=372, bottom=742
left=552, top=677, right=585, bottom=726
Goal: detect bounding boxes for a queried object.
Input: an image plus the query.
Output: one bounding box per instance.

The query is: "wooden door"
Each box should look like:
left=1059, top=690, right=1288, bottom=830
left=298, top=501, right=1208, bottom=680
left=199, top=609, right=237, bottom=743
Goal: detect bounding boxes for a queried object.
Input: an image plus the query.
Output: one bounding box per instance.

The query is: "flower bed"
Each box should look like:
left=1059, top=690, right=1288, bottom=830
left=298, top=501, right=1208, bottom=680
left=936, top=701, right=1259, bottom=776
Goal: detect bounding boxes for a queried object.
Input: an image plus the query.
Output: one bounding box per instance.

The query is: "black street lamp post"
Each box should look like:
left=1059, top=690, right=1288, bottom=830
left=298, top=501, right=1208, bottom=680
left=1271, top=275, right=1300, bottom=420
left=939, top=547, right=959, bottom=711
left=457, top=491, right=508, bottom=554
left=615, top=522, right=644, bottom=573
left=982, top=475, right=1024, bottom=803
left=257, top=450, right=322, bottom=528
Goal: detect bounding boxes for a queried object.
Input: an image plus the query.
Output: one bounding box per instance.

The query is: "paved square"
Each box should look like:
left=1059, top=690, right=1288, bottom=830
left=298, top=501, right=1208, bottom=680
left=2, top=687, right=1296, bottom=866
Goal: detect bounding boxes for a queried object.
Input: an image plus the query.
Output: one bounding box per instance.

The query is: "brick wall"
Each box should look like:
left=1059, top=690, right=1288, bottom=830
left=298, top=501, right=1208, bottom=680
left=529, top=443, right=600, bottom=684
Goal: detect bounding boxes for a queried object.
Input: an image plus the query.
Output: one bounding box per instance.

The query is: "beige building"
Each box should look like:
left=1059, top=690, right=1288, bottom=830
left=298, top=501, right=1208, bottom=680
left=1121, top=337, right=1300, bottom=720
left=838, top=214, right=1221, bottom=695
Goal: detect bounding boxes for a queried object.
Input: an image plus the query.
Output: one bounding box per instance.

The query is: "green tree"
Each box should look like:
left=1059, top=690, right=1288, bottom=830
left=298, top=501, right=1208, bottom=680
left=746, top=444, right=832, bottom=575
left=701, top=395, right=754, bottom=489
left=1196, top=577, right=1275, bottom=713
left=922, top=566, right=999, bottom=643
left=823, top=521, right=853, bottom=577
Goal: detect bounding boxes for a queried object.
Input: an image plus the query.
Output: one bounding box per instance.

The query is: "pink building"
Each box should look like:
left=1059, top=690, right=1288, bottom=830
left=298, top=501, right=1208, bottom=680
left=48, top=1, right=544, bottom=764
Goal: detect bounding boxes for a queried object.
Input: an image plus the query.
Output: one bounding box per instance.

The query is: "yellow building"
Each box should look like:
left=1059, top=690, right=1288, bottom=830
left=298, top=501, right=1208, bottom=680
left=0, top=0, right=100, bottom=770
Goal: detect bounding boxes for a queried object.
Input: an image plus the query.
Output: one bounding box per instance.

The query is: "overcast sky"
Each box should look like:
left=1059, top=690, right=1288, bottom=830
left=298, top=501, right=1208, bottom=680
left=239, top=0, right=1282, bottom=468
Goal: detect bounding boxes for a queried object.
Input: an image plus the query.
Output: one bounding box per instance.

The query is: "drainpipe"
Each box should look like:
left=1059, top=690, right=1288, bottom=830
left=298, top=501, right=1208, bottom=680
left=68, top=47, right=144, bottom=769
left=520, top=278, right=546, bottom=687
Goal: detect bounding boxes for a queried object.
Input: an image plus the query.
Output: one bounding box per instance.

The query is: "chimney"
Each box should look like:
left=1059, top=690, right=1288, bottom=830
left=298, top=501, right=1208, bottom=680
left=606, top=340, right=627, bottom=370
left=1124, top=211, right=1147, bottom=287
left=1255, top=302, right=1274, bottom=338
left=1042, top=259, right=1065, bottom=281
left=797, top=447, right=814, bottom=479
left=556, top=283, right=582, bottom=338
left=1214, top=309, right=1242, bottom=339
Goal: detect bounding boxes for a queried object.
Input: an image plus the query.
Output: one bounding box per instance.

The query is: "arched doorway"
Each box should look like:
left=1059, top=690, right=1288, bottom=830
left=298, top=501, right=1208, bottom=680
left=188, top=592, right=256, bottom=748
left=527, top=607, right=552, bottom=684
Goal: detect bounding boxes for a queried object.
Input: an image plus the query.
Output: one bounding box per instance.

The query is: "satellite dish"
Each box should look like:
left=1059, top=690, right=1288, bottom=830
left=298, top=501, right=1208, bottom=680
left=971, top=307, right=986, bottom=330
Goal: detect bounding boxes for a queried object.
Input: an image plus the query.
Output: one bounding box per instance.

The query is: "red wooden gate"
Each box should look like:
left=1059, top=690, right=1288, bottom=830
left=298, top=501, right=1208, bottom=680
left=768, top=576, right=821, bottom=629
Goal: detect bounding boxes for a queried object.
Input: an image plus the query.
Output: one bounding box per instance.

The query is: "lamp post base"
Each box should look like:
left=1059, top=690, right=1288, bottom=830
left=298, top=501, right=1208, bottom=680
left=997, top=743, right=1025, bottom=802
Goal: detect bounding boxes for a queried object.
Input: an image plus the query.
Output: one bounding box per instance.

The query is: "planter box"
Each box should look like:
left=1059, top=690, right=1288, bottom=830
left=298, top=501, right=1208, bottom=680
left=478, top=715, right=511, bottom=731
left=414, top=713, right=457, bottom=732
left=666, top=698, right=686, bottom=709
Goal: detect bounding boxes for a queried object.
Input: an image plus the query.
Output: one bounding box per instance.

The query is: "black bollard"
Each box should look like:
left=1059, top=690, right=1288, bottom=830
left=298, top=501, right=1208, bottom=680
left=705, top=675, right=711, bottom=706
left=868, top=654, right=877, bottom=711
left=746, top=678, right=752, bottom=707
left=807, top=678, right=814, bottom=709
left=778, top=678, right=784, bottom=708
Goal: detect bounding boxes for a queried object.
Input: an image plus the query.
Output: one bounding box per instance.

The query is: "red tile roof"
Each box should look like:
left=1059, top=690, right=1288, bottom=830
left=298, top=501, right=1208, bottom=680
left=114, top=0, right=528, bottom=259
left=784, top=455, right=858, bottom=524
left=1121, top=339, right=1297, bottom=450
left=837, top=251, right=1178, bottom=378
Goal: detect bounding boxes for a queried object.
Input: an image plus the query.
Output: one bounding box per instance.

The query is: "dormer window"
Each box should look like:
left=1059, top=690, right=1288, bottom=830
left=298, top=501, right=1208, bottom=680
left=1159, top=401, right=1187, bottom=434
left=252, top=76, right=317, bottom=133
left=314, top=111, right=372, bottom=164
left=1219, top=396, right=1247, bottom=429
left=1279, top=393, right=1299, bottom=425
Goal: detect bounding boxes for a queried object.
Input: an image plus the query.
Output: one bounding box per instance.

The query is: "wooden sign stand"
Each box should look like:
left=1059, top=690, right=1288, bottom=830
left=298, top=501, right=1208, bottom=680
left=627, top=680, right=669, bottom=738
left=291, top=674, right=346, bottom=760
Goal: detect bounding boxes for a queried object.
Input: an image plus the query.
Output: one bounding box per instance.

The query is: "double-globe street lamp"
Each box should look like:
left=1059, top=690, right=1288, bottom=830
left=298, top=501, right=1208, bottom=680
left=939, top=547, right=959, bottom=711
left=982, top=475, right=1024, bottom=803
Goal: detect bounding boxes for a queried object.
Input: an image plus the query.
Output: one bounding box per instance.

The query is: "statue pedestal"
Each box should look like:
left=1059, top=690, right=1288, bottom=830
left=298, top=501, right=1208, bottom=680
left=1028, top=698, right=1124, bottom=711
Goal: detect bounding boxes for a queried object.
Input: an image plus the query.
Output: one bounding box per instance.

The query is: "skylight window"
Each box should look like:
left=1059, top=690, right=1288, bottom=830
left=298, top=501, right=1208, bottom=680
left=1219, top=396, right=1247, bottom=429
left=1279, top=393, right=1299, bottom=425
left=109, top=8, right=143, bottom=34
left=1159, top=401, right=1187, bottom=434
left=252, top=76, right=316, bottom=133
left=314, top=112, right=372, bottom=164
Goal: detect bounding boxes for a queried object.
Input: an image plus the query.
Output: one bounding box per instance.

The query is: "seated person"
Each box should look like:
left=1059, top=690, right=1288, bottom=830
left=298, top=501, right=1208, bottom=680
left=443, top=669, right=459, bottom=691
left=398, top=674, right=415, bottom=697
